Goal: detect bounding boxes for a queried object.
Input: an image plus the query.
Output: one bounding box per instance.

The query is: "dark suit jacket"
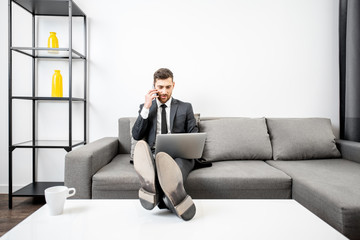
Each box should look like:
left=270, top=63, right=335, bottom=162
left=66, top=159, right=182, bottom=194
left=132, top=98, right=198, bottom=149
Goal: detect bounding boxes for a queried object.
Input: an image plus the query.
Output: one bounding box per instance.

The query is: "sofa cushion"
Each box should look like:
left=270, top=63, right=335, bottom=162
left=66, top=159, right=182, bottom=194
left=92, top=155, right=292, bottom=200
left=186, top=160, right=291, bottom=199
left=92, top=154, right=140, bottom=199
left=199, top=118, right=272, bottom=161
left=266, top=118, right=341, bottom=160
left=267, top=159, right=360, bottom=239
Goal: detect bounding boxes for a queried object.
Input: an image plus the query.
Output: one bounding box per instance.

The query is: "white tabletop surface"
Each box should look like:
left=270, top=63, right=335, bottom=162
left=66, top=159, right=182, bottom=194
left=1, top=199, right=347, bottom=240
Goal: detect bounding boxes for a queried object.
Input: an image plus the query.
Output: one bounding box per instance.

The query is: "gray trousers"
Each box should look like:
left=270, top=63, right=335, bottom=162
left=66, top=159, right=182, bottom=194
left=151, top=150, right=195, bottom=209
left=151, top=151, right=195, bottom=181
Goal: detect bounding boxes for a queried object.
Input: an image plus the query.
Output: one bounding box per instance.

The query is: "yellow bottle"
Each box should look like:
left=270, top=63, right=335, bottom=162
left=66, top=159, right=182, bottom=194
left=48, top=32, right=59, bottom=54
left=51, top=70, right=63, bottom=97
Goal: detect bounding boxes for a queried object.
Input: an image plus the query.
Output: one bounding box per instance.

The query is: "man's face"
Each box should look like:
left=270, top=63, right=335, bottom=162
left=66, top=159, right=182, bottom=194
left=154, top=77, right=175, bottom=104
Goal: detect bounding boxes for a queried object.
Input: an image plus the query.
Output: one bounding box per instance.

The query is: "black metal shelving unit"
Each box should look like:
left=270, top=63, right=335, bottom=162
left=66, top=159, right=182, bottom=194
left=8, top=0, right=87, bottom=209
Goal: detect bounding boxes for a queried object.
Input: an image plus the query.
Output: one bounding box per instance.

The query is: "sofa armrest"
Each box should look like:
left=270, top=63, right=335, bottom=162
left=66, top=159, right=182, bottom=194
left=336, top=139, right=360, bottom=164
left=64, top=137, right=119, bottom=199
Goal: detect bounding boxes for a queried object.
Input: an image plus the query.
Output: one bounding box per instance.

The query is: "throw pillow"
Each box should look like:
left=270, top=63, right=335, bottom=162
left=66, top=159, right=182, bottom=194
left=266, top=118, right=341, bottom=160
left=199, top=118, right=273, bottom=161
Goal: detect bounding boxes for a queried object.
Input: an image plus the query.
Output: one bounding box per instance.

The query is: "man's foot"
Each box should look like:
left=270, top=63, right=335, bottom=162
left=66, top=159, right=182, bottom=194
left=155, top=152, right=196, bottom=221
left=133, top=140, right=158, bottom=210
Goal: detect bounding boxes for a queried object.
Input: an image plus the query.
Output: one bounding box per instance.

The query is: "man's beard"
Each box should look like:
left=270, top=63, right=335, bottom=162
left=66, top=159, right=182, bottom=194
left=159, top=94, right=169, bottom=103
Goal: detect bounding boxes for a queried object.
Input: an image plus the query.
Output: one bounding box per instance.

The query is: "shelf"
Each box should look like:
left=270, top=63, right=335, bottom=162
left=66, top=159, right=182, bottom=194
left=13, top=182, right=64, bottom=197
left=13, top=0, right=85, bottom=17
left=9, top=0, right=87, bottom=209
left=12, top=140, right=86, bottom=149
left=12, top=96, right=86, bottom=101
left=11, top=47, right=86, bottom=59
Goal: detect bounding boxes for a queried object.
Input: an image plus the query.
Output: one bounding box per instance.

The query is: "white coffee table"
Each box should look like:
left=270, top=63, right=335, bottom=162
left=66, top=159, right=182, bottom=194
left=1, top=199, right=347, bottom=240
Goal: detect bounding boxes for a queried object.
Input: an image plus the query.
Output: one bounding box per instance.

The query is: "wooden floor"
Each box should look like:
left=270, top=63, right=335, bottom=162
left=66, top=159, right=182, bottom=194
left=0, top=194, right=45, bottom=237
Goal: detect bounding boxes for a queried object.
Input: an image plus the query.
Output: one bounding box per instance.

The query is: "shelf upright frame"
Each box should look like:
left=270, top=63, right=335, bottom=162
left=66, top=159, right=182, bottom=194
left=8, top=0, right=87, bottom=209
left=84, top=15, right=87, bottom=145
left=68, top=0, right=73, bottom=150
left=8, top=0, right=13, bottom=209
left=31, top=7, right=36, bottom=188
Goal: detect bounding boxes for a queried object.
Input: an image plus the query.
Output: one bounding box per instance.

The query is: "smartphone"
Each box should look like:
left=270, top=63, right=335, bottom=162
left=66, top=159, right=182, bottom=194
left=152, top=85, right=158, bottom=96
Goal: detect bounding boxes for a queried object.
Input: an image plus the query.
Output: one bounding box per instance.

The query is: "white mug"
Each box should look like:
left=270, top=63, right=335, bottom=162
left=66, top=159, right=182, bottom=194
left=45, top=186, right=76, bottom=216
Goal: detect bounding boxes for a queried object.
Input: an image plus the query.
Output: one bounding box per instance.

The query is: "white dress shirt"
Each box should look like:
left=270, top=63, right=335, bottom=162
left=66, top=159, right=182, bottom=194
left=140, top=97, right=172, bottom=136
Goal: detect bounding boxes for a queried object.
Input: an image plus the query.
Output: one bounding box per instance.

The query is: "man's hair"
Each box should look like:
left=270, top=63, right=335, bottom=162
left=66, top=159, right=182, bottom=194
left=153, top=68, right=173, bottom=84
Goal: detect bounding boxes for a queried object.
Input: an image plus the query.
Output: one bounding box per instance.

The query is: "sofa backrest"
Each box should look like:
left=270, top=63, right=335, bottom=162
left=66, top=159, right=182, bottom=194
left=118, top=117, right=341, bottom=160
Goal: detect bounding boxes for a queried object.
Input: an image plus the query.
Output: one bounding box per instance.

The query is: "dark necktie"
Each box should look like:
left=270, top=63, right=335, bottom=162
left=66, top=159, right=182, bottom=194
left=161, top=104, right=168, bottom=134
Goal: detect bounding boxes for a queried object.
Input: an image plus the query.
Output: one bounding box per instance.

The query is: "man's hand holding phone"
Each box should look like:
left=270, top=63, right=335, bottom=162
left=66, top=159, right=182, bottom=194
left=144, top=89, right=158, bottom=109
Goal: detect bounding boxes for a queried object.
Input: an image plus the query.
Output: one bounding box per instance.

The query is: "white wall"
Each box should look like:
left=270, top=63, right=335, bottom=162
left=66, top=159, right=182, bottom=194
left=0, top=0, right=340, bottom=193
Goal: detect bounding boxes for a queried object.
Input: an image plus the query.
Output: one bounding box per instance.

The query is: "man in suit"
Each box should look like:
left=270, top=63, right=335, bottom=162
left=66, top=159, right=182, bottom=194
left=132, top=68, right=200, bottom=221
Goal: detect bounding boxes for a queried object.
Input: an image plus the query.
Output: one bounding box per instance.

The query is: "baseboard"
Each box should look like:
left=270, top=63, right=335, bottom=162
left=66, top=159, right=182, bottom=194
left=0, top=184, right=23, bottom=194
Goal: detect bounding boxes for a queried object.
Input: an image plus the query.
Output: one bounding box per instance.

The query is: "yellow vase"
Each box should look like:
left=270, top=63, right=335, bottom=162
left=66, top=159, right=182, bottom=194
left=48, top=32, right=59, bottom=54
left=51, top=70, right=63, bottom=97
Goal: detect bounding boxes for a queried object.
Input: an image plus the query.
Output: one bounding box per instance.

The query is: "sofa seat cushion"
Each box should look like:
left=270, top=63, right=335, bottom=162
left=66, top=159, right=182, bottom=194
left=92, top=154, right=140, bottom=199
left=185, top=160, right=292, bottom=199
left=267, top=159, right=360, bottom=240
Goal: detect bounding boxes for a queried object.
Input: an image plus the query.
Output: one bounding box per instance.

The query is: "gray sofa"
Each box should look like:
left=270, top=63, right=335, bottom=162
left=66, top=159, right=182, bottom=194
left=65, top=117, right=360, bottom=240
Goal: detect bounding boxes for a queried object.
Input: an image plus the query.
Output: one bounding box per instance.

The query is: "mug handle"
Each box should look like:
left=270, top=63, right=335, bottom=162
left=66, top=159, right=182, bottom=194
left=67, top=188, right=76, bottom=198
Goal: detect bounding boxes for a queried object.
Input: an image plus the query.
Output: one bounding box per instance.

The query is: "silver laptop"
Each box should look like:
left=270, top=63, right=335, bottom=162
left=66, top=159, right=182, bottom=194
left=155, top=133, right=207, bottom=159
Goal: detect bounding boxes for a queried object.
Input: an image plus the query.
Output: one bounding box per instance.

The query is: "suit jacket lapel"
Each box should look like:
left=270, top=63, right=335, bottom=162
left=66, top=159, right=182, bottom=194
left=170, top=98, right=178, bottom=132
left=144, top=100, right=158, bottom=148
left=150, top=100, right=158, bottom=133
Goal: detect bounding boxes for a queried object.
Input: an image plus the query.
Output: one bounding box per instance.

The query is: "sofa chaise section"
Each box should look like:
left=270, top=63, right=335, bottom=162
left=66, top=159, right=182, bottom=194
left=267, top=158, right=360, bottom=240
left=266, top=118, right=360, bottom=240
